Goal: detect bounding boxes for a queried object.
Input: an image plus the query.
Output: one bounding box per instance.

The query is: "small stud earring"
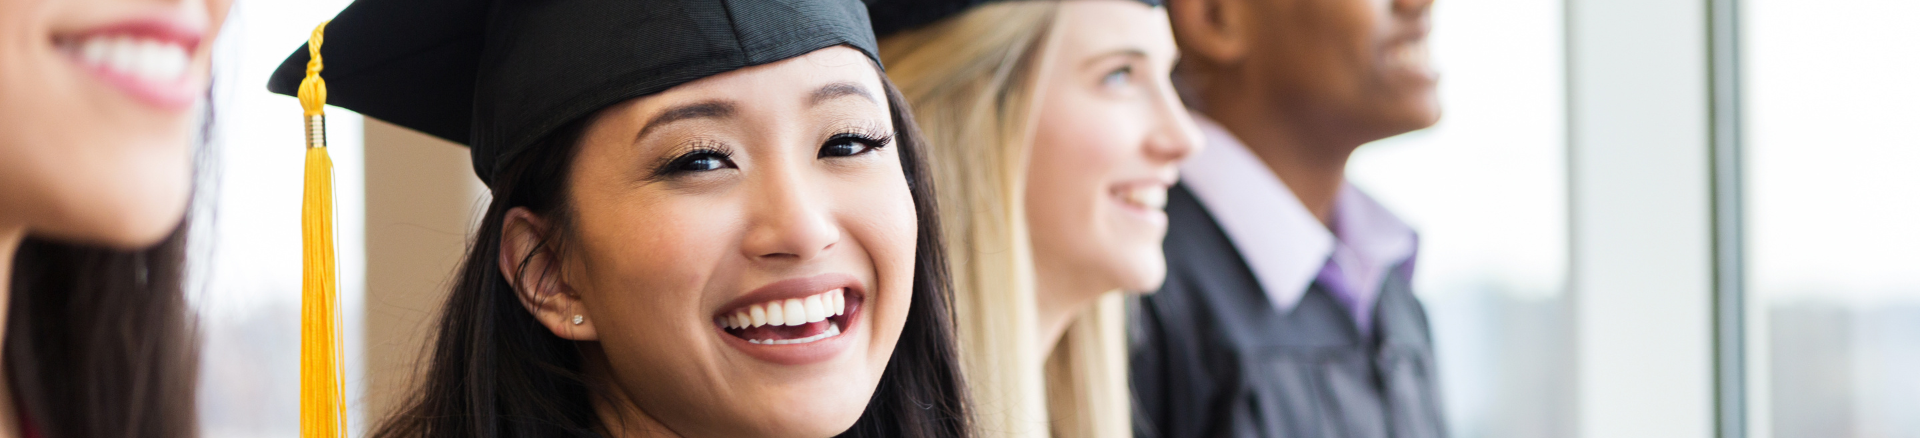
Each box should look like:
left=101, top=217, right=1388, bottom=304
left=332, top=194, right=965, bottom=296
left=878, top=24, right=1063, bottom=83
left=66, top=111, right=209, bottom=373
left=571, top=315, right=585, bottom=325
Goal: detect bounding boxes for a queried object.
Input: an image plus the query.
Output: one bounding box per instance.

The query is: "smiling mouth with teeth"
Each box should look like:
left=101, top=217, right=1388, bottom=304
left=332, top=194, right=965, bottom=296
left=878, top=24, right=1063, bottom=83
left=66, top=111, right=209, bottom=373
left=53, top=22, right=204, bottom=109
left=1383, top=39, right=1432, bottom=76
left=716, top=288, right=857, bottom=345
left=1116, top=185, right=1169, bottom=211
left=71, top=35, right=192, bottom=85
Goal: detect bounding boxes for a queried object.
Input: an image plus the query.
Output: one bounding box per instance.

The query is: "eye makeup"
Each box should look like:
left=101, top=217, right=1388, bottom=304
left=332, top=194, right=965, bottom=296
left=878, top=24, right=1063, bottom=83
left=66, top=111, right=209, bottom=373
left=818, top=121, right=895, bottom=159
left=646, top=140, right=738, bottom=181
left=638, top=116, right=895, bottom=183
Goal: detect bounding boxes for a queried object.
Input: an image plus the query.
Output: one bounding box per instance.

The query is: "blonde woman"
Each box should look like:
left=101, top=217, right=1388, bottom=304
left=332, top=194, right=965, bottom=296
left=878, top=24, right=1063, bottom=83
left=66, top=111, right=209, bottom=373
left=871, top=1, right=1200, bottom=436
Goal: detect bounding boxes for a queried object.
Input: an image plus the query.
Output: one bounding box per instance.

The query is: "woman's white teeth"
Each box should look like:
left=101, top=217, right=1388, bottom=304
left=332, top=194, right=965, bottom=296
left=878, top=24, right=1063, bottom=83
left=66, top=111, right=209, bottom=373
left=1120, top=186, right=1168, bottom=210
left=722, top=288, right=848, bottom=329
left=766, top=300, right=786, bottom=326
left=783, top=298, right=807, bottom=325
left=747, top=321, right=842, bottom=345
left=77, top=35, right=190, bottom=84
left=749, top=305, right=768, bottom=327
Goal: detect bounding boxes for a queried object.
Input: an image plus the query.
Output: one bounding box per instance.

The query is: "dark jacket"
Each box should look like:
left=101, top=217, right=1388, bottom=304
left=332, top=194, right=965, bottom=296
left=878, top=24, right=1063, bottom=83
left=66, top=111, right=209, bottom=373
left=1131, top=184, right=1449, bottom=438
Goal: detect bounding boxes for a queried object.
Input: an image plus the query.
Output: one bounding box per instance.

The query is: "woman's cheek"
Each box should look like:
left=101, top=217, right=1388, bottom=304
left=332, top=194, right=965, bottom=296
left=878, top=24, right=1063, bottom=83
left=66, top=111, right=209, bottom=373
left=852, top=165, right=917, bottom=347
left=625, top=201, right=733, bottom=293
left=585, top=197, right=726, bottom=322
left=1061, top=104, right=1132, bottom=210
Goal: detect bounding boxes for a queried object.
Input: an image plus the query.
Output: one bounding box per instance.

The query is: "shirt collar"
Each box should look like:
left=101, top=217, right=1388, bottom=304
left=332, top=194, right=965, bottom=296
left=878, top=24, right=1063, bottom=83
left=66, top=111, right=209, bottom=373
left=1178, top=116, right=1418, bottom=313
left=1331, top=183, right=1420, bottom=286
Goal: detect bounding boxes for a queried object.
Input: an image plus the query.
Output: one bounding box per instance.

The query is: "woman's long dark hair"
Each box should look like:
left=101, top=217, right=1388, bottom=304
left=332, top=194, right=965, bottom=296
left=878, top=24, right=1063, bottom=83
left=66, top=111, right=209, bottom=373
left=7, top=227, right=199, bottom=438
left=371, top=78, right=973, bottom=438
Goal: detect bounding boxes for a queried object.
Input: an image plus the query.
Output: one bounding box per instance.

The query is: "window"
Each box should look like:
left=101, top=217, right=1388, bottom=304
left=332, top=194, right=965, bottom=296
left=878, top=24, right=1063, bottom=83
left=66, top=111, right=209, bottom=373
left=1745, top=1, right=1920, bottom=436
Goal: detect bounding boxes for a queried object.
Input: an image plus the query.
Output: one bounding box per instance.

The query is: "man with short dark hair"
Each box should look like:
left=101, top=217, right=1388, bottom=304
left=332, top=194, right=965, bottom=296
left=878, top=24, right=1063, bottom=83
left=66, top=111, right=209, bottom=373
left=1130, top=0, right=1447, bottom=436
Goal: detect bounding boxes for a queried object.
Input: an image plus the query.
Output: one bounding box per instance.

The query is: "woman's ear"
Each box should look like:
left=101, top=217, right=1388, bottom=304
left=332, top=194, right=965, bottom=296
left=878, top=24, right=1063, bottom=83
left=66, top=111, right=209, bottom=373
left=499, top=207, right=598, bottom=341
left=1168, top=0, right=1253, bottom=68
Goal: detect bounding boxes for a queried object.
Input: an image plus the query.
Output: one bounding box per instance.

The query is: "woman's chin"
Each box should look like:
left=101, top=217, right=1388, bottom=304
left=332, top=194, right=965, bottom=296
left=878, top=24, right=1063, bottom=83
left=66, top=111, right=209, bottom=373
left=1109, top=245, right=1170, bottom=294
left=99, top=180, right=191, bottom=247
left=732, top=385, right=870, bottom=437
left=36, top=181, right=188, bottom=249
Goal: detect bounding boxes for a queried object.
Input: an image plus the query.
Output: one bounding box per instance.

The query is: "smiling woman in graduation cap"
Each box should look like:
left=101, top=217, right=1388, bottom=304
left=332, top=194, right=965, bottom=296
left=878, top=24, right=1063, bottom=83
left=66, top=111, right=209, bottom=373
left=266, top=0, right=971, bottom=437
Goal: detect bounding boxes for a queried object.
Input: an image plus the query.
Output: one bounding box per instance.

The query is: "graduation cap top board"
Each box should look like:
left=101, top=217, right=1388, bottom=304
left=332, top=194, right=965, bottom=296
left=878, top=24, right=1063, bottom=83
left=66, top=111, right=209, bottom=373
left=268, top=0, right=882, bottom=185
left=866, top=0, right=1163, bottom=38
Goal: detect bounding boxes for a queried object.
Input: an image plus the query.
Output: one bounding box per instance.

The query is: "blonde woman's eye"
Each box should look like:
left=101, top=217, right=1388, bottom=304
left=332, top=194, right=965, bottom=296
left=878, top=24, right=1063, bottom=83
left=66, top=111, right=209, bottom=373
left=1102, top=66, right=1134, bottom=89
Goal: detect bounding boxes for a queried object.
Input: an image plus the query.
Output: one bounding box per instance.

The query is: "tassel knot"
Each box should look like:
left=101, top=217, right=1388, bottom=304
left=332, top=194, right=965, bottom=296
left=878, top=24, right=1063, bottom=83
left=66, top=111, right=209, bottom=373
left=297, top=21, right=328, bottom=118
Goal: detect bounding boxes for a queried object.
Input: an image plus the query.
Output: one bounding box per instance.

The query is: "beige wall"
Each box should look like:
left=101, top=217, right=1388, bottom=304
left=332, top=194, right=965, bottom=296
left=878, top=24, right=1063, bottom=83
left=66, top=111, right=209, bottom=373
left=360, top=119, right=487, bottom=424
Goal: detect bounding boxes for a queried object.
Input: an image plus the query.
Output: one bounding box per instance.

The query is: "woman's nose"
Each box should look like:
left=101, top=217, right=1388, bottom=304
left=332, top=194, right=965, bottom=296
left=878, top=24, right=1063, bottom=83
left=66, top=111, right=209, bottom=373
left=739, top=168, right=842, bottom=264
left=1145, top=84, right=1204, bottom=164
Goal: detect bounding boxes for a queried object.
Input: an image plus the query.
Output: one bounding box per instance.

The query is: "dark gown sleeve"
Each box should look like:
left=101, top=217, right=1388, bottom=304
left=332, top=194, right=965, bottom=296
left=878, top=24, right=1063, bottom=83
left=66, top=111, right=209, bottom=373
left=1129, top=293, right=1167, bottom=438
left=1132, top=184, right=1247, bottom=438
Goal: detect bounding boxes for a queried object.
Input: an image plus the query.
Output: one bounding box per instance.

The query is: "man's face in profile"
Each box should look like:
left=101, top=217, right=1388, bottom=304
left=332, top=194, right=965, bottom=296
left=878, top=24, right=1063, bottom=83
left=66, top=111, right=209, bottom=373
left=1219, top=0, right=1442, bottom=142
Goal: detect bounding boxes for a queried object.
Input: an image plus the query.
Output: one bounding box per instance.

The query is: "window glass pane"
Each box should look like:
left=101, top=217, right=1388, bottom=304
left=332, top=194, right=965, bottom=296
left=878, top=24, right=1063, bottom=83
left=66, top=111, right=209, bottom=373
left=1348, top=0, right=1571, bottom=436
left=1746, top=1, right=1920, bottom=437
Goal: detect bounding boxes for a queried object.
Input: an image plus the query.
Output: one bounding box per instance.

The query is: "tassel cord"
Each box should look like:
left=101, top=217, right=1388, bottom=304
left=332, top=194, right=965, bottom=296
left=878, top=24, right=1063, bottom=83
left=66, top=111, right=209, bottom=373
left=297, top=21, right=346, bottom=438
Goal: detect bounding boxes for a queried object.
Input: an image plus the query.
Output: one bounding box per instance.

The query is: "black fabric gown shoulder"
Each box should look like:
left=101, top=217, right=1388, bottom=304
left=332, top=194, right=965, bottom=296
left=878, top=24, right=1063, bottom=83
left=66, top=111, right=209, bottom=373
left=1130, top=184, right=1449, bottom=438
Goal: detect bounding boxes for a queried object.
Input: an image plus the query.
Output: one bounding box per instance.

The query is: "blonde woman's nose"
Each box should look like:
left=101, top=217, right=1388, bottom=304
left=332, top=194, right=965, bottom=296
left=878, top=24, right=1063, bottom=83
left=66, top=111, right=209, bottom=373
left=1146, top=84, right=1204, bottom=163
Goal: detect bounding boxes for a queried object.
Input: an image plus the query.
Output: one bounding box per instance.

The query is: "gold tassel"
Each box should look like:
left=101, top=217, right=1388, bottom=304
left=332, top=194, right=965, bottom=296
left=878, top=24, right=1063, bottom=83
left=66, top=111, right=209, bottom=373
left=297, top=21, right=346, bottom=438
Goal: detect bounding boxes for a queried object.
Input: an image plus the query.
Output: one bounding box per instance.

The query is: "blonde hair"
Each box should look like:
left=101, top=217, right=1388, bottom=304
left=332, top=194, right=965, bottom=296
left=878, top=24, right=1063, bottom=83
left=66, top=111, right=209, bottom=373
left=880, top=4, right=1132, bottom=437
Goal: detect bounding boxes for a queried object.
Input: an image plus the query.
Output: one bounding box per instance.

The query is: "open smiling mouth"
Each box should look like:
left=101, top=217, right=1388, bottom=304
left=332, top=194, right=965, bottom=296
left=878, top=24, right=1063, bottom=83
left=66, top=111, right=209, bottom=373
left=716, top=288, right=860, bottom=345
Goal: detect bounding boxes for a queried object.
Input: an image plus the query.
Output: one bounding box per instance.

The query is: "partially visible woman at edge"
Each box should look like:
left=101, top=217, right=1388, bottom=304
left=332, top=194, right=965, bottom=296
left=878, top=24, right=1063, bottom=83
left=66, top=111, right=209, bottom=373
left=264, top=0, right=970, bottom=436
left=868, top=0, right=1201, bottom=436
left=0, top=0, right=230, bottom=435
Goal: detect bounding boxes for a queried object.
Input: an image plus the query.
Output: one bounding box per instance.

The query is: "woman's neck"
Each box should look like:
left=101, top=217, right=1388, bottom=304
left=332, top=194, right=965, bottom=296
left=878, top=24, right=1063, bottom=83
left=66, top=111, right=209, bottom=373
left=0, top=225, right=25, bottom=437
left=1, top=224, right=19, bottom=312
left=1031, top=264, right=1104, bottom=358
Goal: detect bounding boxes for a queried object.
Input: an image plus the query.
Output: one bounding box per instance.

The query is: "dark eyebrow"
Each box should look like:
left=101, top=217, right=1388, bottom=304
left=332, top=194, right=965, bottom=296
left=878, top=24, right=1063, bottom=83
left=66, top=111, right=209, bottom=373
left=810, top=82, right=879, bottom=107
left=636, top=101, right=736, bottom=142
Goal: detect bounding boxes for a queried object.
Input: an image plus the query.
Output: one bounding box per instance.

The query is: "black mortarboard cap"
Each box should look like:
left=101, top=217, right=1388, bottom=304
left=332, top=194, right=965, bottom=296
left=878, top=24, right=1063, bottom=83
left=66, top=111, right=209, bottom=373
left=867, top=0, right=1163, bottom=38
left=268, top=0, right=881, bottom=184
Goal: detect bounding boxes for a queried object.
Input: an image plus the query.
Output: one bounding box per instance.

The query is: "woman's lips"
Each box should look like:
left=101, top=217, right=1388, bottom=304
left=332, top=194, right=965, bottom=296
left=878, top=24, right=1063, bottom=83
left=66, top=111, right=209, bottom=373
left=1111, top=176, right=1175, bottom=223
left=714, top=297, right=863, bottom=366
left=713, top=274, right=867, bottom=365
left=1114, top=183, right=1170, bottom=211
left=57, top=18, right=206, bottom=111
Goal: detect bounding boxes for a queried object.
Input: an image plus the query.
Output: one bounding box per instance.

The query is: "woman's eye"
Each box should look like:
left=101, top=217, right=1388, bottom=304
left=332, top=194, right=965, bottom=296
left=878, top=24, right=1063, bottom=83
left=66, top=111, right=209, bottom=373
left=819, top=134, right=889, bottom=158
left=1101, top=65, right=1134, bottom=89
left=667, top=150, right=734, bottom=173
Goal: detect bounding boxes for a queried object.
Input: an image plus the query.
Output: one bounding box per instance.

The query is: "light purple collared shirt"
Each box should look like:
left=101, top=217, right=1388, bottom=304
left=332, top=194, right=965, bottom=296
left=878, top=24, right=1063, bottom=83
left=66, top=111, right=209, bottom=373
left=1179, top=116, right=1419, bottom=334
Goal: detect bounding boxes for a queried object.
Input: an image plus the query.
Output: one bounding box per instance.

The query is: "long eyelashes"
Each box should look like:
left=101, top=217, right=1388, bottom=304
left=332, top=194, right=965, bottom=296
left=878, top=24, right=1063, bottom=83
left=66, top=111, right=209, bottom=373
left=818, top=126, right=895, bottom=159
left=649, top=142, right=737, bottom=179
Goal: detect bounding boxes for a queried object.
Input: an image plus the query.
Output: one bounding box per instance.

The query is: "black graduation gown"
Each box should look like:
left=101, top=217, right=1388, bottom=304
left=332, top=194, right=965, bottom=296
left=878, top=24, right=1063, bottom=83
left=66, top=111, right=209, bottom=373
left=1131, top=184, right=1449, bottom=438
